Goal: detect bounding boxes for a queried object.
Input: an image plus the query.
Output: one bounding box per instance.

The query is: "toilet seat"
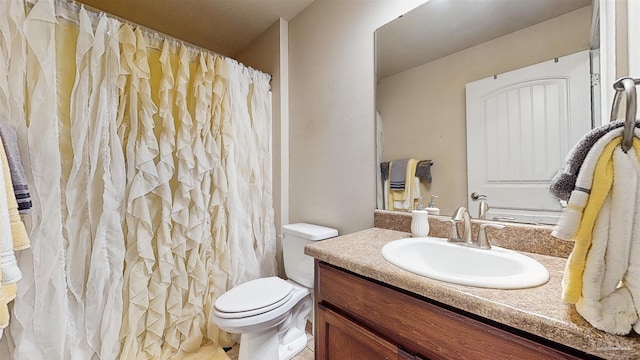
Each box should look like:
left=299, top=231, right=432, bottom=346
left=214, top=277, right=294, bottom=319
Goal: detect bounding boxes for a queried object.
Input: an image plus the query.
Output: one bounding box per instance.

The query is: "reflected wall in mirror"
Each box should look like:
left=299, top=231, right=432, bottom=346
left=375, top=0, right=594, bottom=222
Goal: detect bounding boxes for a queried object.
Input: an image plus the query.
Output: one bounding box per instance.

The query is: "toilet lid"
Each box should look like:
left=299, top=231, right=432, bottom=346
left=215, top=277, right=294, bottom=318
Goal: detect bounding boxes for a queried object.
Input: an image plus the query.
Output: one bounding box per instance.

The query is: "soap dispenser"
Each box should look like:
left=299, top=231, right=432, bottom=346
left=425, top=195, right=440, bottom=215
left=411, top=197, right=430, bottom=237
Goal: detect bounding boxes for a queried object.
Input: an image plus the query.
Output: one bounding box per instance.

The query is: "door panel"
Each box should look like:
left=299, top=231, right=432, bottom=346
left=316, top=304, right=411, bottom=360
left=466, top=50, right=591, bottom=223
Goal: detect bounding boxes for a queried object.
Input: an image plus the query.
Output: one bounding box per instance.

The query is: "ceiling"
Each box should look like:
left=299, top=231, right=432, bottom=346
left=73, top=0, right=592, bottom=77
left=76, top=0, right=315, bottom=57
left=376, top=0, right=593, bottom=80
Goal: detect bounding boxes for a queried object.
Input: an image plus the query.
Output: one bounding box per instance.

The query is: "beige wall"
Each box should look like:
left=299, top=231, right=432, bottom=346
left=377, top=6, right=592, bottom=216
left=288, top=0, right=425, bottom=235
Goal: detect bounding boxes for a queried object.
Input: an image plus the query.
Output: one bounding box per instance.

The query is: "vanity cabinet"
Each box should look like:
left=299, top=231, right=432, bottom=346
left=314, top=261, right=588, bottom=360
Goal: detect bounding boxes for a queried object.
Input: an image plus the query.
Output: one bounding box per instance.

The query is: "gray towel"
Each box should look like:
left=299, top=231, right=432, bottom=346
left=549, top=120, right=639, bottom=201
left=415, top=160, right=433, bottom=184
left=390, top=158, right=409, bottom=189
left=380, top=162, right=389, bottom=181
left=0, top=120, right=32, bottom=213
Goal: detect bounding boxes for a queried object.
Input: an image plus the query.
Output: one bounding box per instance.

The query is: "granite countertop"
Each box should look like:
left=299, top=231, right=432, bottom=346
left=305, top=227, right=640, bottom=359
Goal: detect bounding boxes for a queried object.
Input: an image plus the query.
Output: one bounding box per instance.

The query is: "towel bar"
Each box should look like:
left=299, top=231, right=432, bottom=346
left=610, top=77, right=639, bottom=152
left=380, top=159, right=433, bottom=183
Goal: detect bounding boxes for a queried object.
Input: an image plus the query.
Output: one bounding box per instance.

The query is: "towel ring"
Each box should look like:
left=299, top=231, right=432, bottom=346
left=610, top=77, right=639, bottom=152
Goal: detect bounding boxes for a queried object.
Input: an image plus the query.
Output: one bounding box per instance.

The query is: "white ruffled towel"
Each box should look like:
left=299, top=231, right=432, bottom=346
left=575, top=145, right=640, bottom=335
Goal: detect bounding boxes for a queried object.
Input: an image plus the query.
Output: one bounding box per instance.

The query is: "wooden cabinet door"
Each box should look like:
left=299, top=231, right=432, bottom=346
left=316, top=304, right=414, bottom=360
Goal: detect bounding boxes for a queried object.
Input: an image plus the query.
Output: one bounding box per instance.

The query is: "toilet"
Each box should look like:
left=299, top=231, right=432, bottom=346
left=213, top=223, right=338, bottom=360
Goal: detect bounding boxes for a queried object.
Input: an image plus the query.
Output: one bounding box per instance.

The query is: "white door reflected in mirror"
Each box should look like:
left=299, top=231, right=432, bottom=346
left=466, top=51, right=591, bottom=224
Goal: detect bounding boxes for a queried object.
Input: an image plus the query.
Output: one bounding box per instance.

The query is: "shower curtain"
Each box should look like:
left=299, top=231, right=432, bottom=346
left=0, top=0, right=276, bottom=359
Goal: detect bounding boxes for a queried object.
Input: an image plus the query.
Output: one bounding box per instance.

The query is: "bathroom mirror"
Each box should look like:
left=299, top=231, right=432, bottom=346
left=375, top=0, right=596, bottom=222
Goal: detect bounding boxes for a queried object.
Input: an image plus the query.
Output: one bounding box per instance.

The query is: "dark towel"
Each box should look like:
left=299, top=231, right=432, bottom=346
left=0, top=120, right=32, bottom=213
left=380, top=162, right=389, bottom=181
left=390, top=159, right=409, bottom=190
left=549, top=120, right=639, bottom=201
left=415, top=160, right=433, bottom=184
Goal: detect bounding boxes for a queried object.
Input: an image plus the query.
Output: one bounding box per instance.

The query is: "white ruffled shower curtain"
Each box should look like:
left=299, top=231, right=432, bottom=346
left=0, top=0, right=276, bottom=359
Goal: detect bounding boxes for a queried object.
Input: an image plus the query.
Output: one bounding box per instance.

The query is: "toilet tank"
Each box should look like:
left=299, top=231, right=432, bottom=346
left=282, top=223, right=338, bottom=288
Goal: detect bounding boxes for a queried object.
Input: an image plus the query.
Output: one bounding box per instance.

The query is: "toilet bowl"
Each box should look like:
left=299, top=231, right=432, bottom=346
left=214, top=277, right=312, bottom=360
left=213, top=223, right=337, bottom=360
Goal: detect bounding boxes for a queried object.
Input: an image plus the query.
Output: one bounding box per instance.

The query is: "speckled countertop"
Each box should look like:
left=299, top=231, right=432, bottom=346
left=305, top=224, right=640, bottom=359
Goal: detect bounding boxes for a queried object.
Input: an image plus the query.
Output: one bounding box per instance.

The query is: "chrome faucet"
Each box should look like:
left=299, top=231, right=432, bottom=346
left=451, top=207, right=472, bottom=242
left=478, top=200, right=489, bottom=220
left=448, top=206, right=504, bottom=249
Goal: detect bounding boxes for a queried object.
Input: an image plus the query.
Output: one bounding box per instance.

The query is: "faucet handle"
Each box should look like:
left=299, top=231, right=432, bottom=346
left=477, top=223, right=505, bottom=249
left=445, top=219, right=459, bottom=240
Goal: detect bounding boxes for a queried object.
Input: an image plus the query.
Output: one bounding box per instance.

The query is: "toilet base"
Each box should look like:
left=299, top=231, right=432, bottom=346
left=278, top=328, right=307, bottom=360
left=236, top=327, right=308, bottom=360
left=238, top=327, right=280, bottom=360
left=236, top=294, right=312, bottom=360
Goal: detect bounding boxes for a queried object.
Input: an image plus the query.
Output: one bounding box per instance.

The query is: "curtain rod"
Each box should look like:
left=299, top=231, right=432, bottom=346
left=55, top=0, right=271, bottom=81
left=59, top=0, right=222, bottom=55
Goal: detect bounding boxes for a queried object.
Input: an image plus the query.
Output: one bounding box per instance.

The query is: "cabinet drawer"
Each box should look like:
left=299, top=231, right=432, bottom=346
left=317, top=304, right=415, bottom=360
left=316, top=261, right=582, bottom=360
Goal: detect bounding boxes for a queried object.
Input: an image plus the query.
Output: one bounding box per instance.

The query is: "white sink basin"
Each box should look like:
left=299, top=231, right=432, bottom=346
left=381, top=237, right=549, bottom=289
